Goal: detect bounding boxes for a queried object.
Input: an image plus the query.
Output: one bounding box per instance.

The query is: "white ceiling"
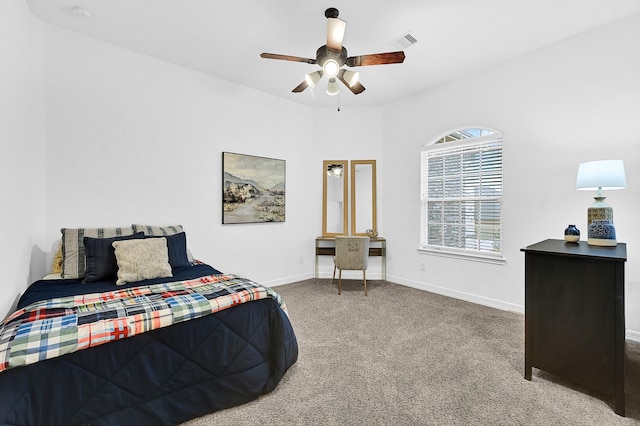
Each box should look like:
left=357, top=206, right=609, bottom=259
left=26, top=0, right=640, bottom=108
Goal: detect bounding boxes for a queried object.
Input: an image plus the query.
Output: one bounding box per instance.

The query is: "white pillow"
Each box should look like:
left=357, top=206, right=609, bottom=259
left=112, top=237, right=172, bottom=285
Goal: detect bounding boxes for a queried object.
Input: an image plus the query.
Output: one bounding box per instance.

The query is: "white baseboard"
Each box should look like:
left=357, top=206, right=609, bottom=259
left=387, top=274, right=523, bottom=313
left=262, top=272, right=314, bottom=288
left=626, top=329, right=640, bottom=342
left=386, top=274, right=640, bottom=341
left=386, top=275, right=520, bottom=313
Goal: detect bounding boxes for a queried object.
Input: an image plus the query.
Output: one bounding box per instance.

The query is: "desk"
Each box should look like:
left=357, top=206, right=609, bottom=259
left=315, top=236, right=386, bottom=280
left=521, top=239, right=627, bottom=416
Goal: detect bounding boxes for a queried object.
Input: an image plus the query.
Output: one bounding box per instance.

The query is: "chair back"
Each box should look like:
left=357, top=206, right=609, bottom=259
left=334, top=236, right=370, bottom=271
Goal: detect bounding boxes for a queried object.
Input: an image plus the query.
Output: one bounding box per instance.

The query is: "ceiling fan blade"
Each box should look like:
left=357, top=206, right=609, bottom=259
left=337, top=69, right=366, bottom=95
left=346, top=51, right=405, bottom=67
left=292, top=80, right=309, bottom=93
left=326, top=18, right=346, bottom=51
left=260, top=53, right=316, bottom=64
left=342, top=79, right=366, bottom=95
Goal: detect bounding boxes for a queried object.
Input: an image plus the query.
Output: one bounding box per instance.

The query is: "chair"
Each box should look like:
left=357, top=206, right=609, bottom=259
left=332, top=236, right=370, bottom=296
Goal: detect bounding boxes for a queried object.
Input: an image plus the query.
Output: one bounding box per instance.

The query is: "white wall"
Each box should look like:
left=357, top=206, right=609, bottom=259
left=41, top=23, right=389, bottom=288
left=383, top=13, right=640, bottom=335
left=0, top=1, right=46, bottom=317
left=41, top=24, right=325, bottom=286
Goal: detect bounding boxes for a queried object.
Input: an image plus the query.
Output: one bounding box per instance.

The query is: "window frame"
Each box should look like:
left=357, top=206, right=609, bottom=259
left=419, top=128, right=506, bottom=264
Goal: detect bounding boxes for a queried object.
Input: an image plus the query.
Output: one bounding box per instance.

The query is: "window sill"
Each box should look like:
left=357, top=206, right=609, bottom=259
left=417, top=246, right=506, bottom=265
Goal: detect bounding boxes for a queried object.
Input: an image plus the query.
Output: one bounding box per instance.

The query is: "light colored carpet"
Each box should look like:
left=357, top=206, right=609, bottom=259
left=183, top=279, right=640, bottom=425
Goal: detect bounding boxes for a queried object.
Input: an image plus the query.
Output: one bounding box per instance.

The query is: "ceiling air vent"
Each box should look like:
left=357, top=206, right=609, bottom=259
left=390, top=32, right=418, bottom=50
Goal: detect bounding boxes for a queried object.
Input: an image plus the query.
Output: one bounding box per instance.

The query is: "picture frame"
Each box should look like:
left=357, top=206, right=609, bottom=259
left=222, top=152, right=286, bottom=224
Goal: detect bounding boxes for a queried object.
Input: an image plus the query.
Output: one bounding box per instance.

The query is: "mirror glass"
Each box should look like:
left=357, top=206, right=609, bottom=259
left=351, top=160, right=377, bottom=236
left=322, top=160, right=348, bottom=236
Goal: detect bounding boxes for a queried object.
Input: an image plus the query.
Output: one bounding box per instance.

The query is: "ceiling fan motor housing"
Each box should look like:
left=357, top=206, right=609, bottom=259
left=316, top=45, right=347, bottom=68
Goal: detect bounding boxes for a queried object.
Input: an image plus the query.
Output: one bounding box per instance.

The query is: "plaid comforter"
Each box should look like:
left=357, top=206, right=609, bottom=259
left=0, top=274, right=286, bottom=373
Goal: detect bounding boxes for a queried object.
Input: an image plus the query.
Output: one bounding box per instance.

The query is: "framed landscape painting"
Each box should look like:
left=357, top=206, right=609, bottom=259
left=222, top=152, right=286, bottom=224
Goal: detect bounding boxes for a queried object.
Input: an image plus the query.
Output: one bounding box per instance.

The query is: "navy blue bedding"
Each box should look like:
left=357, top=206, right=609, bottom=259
left=0, top=264, right=298, bottom=425
left=17, top=263, right=223, bottom=308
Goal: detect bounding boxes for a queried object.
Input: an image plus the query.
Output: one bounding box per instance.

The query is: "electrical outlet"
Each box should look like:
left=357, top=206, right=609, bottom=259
left=298, top=256, right=304, bottom=264
left=420, top=262, right=426, bottom=271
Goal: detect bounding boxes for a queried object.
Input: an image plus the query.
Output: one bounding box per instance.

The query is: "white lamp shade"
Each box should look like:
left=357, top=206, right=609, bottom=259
left=576, top=160, right=627, bottom=191
left=326, top=78, right=340, bottom=96
left=305, top=71, right=322, bottom=88
left=342, top=70, right=359, bottom=87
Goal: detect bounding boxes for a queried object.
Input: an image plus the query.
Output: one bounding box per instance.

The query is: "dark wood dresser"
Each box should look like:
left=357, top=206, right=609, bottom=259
left=521, top=239, right=627, bottom=416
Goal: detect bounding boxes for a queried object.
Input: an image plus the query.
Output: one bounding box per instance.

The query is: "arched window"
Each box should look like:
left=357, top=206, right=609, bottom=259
left=420, top=127, right=504, bottom=261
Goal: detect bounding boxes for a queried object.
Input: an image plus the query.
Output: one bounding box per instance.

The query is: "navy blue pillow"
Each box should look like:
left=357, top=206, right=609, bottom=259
left=145, top=232, right=191, bottom=270
left=83, top=232, right=145, bottom=283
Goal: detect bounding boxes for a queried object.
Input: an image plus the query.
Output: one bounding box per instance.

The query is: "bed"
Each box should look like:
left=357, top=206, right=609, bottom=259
left=0, top=225, right=298, bottom=425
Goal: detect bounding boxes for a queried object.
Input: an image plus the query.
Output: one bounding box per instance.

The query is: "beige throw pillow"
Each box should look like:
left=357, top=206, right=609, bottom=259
left=112, top=237, right=172, bottom=285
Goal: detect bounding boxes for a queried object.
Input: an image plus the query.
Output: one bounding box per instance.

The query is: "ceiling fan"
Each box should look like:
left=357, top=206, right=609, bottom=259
left=260, top=7, right=405, bottom=96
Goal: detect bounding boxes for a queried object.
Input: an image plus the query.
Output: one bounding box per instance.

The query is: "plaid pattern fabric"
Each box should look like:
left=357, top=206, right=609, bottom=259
left=0, top=274, right=286, bottom=373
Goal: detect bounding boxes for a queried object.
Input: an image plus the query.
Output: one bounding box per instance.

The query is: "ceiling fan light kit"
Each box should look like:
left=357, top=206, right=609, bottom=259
left=326, top=78, right=340, bottom=96
left=305, top=71, right=323, bottom=88
left=342, top=70, right=359, bottom=87
left=322, top=59, right=340, bottom=78
left=260, top=7, right=405, bottom=98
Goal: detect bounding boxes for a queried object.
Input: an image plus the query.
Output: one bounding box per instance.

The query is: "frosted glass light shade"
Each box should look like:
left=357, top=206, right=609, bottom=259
left=575, top=160, right=627, bottom=191
left=326, top=78, right=340, bottom=96
left=305, top=71, right=322, bottom=88
left=342, top=70, right=359, bottom=87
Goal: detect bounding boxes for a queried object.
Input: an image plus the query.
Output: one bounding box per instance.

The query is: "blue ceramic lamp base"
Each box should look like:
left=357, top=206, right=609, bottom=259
left=587, top=218, right=617, bottom=247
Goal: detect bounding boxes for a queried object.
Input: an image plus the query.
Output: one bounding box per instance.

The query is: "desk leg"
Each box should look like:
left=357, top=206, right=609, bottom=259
left=382, top=245, right=386, bottom=281
left=314, top=249, right=319, bottom=283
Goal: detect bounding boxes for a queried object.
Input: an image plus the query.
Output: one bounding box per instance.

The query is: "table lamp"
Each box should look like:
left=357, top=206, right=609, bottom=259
left=575, top=159, right=626, bottom=246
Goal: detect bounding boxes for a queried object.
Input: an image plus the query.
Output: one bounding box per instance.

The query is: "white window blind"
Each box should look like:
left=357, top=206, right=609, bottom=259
left=420, top=134, right=503, bottom=257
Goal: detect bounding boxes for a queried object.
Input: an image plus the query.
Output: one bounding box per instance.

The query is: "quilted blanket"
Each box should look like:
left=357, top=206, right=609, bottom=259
left=0, top=274, right=286, bottom=373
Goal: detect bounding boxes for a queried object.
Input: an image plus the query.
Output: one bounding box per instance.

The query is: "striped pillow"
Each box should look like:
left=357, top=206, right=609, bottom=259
left=132, top=224, right=184, bottom=236
left=61, top=226, right=135, bottom=279
left=132, top=224, right=195, bottom=263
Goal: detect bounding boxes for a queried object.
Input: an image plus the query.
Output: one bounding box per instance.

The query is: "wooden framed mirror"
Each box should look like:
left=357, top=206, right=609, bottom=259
left=322, top=160, right=349, bottom=236
left=351, top=160, right=377, bottom=236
